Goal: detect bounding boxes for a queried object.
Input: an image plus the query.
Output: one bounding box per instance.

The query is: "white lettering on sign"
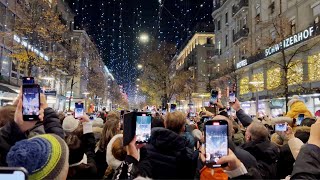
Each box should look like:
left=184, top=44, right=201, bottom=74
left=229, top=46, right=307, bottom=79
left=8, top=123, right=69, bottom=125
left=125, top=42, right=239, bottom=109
left=236, top=59, right=248, bottom=69
left=265, top=26, right=314, bottom=57
left=13, top=35, right=49, bottom=61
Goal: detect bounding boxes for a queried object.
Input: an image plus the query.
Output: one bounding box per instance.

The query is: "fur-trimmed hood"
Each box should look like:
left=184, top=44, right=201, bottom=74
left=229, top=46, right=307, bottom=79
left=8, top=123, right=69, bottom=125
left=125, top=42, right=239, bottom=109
left=106, top=134, right=123, bottom=170
left=294, top=126, right=311, bottom=133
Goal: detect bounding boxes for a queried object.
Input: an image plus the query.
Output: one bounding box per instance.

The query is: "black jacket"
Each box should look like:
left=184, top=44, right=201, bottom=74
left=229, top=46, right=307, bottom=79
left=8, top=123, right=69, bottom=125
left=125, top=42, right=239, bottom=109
left=145, top=127, right=198, bottom=179
left=95, top=149, right=108, bottom=178
left=241, top=140, right=279, bottom=179
left=291, top=144, right=320, bottom=179
left=236, top=109, right=253, bottom=127
left=277, top=144, right=295, bottom=179
left=68, top=133, right=98, bottom=179
left=29, top=108, right=65, bottom=139
left=0, top=121, right=27, bottom=166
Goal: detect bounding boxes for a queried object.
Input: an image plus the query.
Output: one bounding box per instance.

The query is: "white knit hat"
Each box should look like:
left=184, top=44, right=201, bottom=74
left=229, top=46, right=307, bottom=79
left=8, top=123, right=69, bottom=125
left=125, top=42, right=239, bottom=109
left=92, top=118, right=104, bottom=127
left=288, top=95, right=303, bottom=108
left=62, top=116, right=80, bottom=133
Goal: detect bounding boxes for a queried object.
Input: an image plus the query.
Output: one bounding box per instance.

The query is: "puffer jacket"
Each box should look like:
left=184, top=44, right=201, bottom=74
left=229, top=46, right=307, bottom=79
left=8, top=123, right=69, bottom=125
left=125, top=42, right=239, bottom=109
left=145, top=127, right=198, bottom=179
left=286, top=101, right=313, bottom=119
left=241, top=140, right=279, bottom=179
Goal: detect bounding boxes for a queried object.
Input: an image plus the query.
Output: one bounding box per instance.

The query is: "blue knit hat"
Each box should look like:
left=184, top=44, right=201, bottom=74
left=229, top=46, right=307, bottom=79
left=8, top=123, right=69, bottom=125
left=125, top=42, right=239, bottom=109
left=6, top=134, right=69, bottom=180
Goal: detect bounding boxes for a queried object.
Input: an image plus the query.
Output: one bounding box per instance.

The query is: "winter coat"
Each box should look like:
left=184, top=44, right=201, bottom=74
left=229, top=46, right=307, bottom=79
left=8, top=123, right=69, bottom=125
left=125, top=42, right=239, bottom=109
left=95, top=149, right=108, bottom=178
left=29, top=107, right=65, bottom=139
left=291, top=144, right=320, bottom=179
left=286, top=101, right=313, bottom=119
left=68, top=133, right=98, bottom=179
left=145, top=127, right=198, bottom=179
left=0, top=121, right=28, bottom=166
left=236, top=109, right=253, bottom=127
left=241, top=140, right=279, bottom=179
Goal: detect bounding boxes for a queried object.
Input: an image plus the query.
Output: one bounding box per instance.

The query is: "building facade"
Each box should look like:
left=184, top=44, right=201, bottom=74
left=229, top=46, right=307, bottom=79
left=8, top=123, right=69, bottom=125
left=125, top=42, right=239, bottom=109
left=212, top=0, right=320, bottom=116
left=173, top=32, right=215, bottom=110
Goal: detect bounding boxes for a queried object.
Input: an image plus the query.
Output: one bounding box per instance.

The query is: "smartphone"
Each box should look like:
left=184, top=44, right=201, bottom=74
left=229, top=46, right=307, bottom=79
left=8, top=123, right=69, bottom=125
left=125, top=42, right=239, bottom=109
left=0, top=167, right=28, bottom=180
left=229, top=91, right=236, bottom=103
left=275, top=123, right=287, bottom=131
left=22, top=77, right=34, bottom=85
left=296, top=114, right=304, bottom=126
left=136, top=114, right=152, bottom=144
left=210, top=90, right=218, bottom=105
left=170, top=104, right=177, bottom=112
left=22, top=84, right=40, bottom=121
left=74, top=102, right=84, bottom=119
left=205, top=120, right=229, bottom=168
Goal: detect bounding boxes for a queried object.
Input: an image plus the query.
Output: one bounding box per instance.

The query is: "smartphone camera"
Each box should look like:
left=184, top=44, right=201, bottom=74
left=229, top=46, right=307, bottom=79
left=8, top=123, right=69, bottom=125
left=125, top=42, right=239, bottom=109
left=210, top=90, right=218, bottom=105
left=229, top=91, right=236, bottom=103
left=136, top=114, right=152, bottom=143
left=275, top=123, right=287, bottom=132
left=205, top=120, right=228, bottom=168
left=22, top=84, right=40, bottom=121
left=296, top=114, right=304, bottom=126
left=22, top=77, right=34, bottom=85
left=74, top=102, right=84, bottom=119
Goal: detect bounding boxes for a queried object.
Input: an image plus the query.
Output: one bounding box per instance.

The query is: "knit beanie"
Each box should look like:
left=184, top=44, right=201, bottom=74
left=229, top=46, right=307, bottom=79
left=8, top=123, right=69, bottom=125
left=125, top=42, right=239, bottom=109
left=6, top=134, right=69, bottom=180
left=62, top=116, right=80, bottom=133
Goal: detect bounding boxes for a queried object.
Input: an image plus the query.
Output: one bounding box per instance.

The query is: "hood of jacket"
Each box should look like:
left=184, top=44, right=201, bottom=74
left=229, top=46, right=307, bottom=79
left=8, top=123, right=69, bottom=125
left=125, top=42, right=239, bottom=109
left=149, top=127, right=188, bottom=153
left=242, top=140, right=279, bottom=164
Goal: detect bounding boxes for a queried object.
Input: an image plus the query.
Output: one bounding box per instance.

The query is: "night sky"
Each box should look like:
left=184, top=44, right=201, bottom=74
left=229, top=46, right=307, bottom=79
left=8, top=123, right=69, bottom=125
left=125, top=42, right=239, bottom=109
left=68, top=0, right=213, bottom=97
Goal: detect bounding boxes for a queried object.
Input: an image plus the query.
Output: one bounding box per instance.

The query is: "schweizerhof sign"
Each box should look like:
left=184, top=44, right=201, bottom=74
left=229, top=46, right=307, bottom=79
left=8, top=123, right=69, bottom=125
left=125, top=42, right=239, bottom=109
left=265, top=26, right=314, bottom=57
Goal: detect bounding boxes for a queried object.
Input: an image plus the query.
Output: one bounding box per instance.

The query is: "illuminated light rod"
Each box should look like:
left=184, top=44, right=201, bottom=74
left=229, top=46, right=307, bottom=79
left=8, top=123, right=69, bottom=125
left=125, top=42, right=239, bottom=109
left=104, top=66, right=115, bottom=81
left=13, top=35, right=49, bottom=61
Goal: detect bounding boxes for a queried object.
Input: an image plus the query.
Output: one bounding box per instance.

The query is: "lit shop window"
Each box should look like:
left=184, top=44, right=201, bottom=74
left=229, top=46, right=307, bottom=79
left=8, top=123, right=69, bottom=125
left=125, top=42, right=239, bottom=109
left=267, top=67, right=281, bottom=89
left=239, top=76, right=249, bottom=95
left=287, top=60, right=303, bottom=85
left=308, top=54, right=320, bottom=81
left=252, top=72, right=264, bottom=91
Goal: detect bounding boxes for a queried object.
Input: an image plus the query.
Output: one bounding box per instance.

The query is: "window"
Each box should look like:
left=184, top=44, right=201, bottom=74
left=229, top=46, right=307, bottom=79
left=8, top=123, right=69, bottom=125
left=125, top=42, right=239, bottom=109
left=312, top=2, right=320, bottom=17
left=0, top=3, right=5, bottom=26
left=6, top=10, right=15, bottom=30
left=1, top=48, right=11, bottom=77
left=291, top=19, right=296, bottom=34
left=225, top=34, right=228, bottom=47
left=217, top=20, right=221, bottom=30
left=287, top=60, right=303, bottom=85
left=270, top=29, right=276, bottom=40
left=256, top=4, right=261, bottom=24
left=225, top=12, right=228, bottom=24
left=218, top=41, right=222, bottom=55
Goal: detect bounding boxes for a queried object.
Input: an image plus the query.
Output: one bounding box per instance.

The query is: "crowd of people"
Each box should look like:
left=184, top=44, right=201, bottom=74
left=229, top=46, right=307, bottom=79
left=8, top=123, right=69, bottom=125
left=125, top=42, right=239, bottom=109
left=0, top=90, right=320, bottom=180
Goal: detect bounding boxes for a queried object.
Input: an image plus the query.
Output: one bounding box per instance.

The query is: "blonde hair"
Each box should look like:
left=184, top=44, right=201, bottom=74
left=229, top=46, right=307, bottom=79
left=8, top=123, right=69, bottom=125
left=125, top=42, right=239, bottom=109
left=165, top=112, right=186, bottom=134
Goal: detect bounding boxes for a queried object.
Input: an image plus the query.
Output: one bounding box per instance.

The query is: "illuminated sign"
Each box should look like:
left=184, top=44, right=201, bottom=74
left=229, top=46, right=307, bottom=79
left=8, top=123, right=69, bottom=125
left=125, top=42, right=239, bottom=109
left=13, top=35, right=49, bottom=61
left=236, top=59, right=247, bottom=69
left=265, top=26, right=314, bottom=57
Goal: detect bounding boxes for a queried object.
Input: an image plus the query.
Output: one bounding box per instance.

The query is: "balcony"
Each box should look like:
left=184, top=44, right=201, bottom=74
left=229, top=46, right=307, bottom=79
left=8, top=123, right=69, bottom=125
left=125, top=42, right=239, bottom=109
left=233, top=27, right=249, bottom=43
left=213, top=0, right=228, bottom=12
left=232, top=0, right=249, bottom=17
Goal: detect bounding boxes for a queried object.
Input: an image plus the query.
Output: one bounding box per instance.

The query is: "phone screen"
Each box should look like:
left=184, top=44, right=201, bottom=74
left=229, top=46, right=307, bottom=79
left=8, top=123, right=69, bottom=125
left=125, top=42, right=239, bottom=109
left=22, top=85, right=40, bottom=120
left=0, top=170, right=26, bottom=180
left=170, top=104, right=177, bottom=112
left=229, top=91, right=236, bottom=103
left=205, top=121, right=228, bottom=168
left=275, top=123, right=287, bottom=131
left=210, top=90, right=218, bottom=105
left=296, top=114, right=304, bottom=125
left=22, top=77, right=34, bottom=85
left=136, top=114, right=151, bottom=143
left=74, top=102, right=84, bottom=119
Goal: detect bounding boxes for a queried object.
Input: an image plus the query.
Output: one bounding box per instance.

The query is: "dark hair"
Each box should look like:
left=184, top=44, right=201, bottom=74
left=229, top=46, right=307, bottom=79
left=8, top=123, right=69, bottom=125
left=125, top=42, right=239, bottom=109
left=97, top=115, right=120, bottom=151
left=301, top=118, right=316, bottom=127
left=151, top=116, right=164, bottom=128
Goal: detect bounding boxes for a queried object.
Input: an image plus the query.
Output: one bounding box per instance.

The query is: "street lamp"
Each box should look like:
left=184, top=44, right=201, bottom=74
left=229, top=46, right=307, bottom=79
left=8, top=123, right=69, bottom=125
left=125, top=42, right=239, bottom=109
left=249, top=81, right=263, bottom=116
left=139, top=33, right=149, bottom=43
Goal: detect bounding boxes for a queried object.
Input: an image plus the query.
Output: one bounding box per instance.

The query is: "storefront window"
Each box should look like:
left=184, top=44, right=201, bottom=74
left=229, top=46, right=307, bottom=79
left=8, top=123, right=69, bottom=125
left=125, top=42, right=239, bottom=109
left=287, top=60, right=303, bottom=85
left=267, top=67, right=281, bottom=89
left=308, top=54, right=320, bottom=81
left=239, top=76, right=249, bottom=95
left=1, top=48, right=11, bottom=77
left=252, top=72, right=264, bottom=91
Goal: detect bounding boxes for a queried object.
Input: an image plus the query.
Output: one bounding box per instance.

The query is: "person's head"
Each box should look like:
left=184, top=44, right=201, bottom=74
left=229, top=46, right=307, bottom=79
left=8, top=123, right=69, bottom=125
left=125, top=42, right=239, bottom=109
left=102, top=107, right=106, bottom=111
left=98, top=116, right=121, bottom=150
left=151, top=116, right=165, bottom=128
left=0, top=105, right=15, bottom=127
left=270, top=133, right=284, bottom=147
left=301, top=117, right=316, bottom=127
left=165, top=112, right=187, bottom=134
left=7, top=134, right=69, bottom=179
left=106, top=134, right=126, bottom=170
left=245, top=122, right=269, bottom=142
left=62, top=116, right=82, bottom=136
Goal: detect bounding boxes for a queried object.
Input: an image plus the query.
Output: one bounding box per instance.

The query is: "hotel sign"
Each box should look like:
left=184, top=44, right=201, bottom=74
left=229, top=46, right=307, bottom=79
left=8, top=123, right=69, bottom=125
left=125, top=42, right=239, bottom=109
left=236, top=59, right=247, bottom=69
left=265, top=26, right=315, bottom=57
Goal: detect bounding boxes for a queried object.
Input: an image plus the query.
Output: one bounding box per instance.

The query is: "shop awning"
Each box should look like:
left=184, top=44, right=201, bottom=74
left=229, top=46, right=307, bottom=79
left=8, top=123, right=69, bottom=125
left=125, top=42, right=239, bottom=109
left=0, top=85, right=17, bottom=94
